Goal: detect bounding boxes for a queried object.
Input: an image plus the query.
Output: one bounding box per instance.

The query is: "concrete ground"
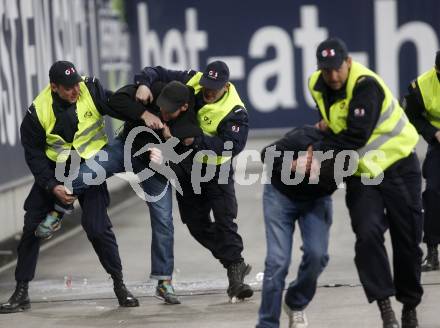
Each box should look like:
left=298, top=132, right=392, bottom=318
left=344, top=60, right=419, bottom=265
left=0, top=138, right=439, bottom=327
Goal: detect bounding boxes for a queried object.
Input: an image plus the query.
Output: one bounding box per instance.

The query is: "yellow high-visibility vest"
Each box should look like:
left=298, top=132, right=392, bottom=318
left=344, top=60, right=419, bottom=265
left=187, top=72, right=245, bottom=165
left=33, top=80, right=108, bottom=162
left=417, top=68, right=440, bottom=129
left=308, top=61, right=418, bottom=177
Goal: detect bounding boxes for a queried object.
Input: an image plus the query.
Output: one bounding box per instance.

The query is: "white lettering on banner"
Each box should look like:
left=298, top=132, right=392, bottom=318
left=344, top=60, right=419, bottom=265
left=9, top=1, right=22, bottom=140
left=137, top=3, right=162, bottom=67
left=137, top=0, right=439, bottom=115
left=0, top=0, right=20, bottom=146
left=137, top=3, right=207, bottom=70
left=20, top=0, right=37, bottom=107
left=52, top=0, right=90, bottom=77
left=99, top=5, right=131, bottom=89
left=293, top=6, right=328, bottom=107
left=163, top=29, right=187, bottom=68
left=375, top=0, right=439, bottom=95
left=185, top=9, right=207, bottom=69
left=0, top=0, right=108, bottom=148
left=248, top=26, right=296, bottom=112
left=34, top=0, right=53, bottom=89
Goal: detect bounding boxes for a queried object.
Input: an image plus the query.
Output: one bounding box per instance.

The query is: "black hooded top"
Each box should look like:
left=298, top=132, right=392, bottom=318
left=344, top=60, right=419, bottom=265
left=108, top=82, right=202, bottom=164
left=261, top=126, right=338, bottom=200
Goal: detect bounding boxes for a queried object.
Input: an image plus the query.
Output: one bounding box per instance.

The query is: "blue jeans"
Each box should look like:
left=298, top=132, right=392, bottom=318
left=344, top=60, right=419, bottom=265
left=256, top=184, right=332, bottom=328
left=71, top=138, right=174, bottom=280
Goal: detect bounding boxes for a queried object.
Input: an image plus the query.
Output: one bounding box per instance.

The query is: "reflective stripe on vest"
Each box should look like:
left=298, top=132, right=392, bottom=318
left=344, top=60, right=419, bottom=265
left=417, top=68, right=440, bottom=128
left=186, top=72, right=245, bottom=165
left=308, top=61, right=418, bottom=177
left=33, top=80, right=108, bottom=162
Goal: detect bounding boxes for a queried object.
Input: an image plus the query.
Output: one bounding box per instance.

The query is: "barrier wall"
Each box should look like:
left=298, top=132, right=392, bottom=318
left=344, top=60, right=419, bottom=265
left=0, top=0, right=439, bottom=240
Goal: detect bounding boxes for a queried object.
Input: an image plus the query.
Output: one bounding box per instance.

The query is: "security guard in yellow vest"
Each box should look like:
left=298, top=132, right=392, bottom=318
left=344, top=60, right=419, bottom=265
left=309, top=39, right=422, bottom=328
left=403, top=51, right=440, bottom=272
left=134, top=61, right=253, bottom=301
left=0, top=61, right=140, bottom=314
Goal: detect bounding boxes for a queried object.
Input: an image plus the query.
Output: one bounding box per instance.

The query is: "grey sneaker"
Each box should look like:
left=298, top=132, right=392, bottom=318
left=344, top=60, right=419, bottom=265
left=35, top=214, right=62, bottom=239
left=155, top=281, right=181, bottom=305
left=283, top=303, right=308, bottom=328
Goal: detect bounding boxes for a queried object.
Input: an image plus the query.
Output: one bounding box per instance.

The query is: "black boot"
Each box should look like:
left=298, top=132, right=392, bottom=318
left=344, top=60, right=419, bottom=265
left=402, top=305, right=418, bottom=328
left=113, top=276, right=139, bottom=307
left=226, top=261, right=253, bottom=300
left=421, top=244, right=439, bottom=272
left=0, top=281, right=30, bottom=313
left=377, top=298, right=399, bottom=328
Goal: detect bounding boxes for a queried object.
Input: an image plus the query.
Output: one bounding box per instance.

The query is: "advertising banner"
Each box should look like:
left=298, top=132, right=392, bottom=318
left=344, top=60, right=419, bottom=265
left=0, top=0, right=130, bottom=189
left=126, top=0, right=440, bottom=128
left=1, top=0, right=439, bottom=189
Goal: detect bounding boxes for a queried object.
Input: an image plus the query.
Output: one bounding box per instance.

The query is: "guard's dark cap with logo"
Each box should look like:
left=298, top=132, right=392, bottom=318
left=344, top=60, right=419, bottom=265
left=316, top=38, right=349, bottom=69
left=157, top=81, right=190, bottom=113
left=200, top=60, right=230, bottom=90
left=49, top=61, right=83, bottom=86
left=436, top=51, right=440, bottom=70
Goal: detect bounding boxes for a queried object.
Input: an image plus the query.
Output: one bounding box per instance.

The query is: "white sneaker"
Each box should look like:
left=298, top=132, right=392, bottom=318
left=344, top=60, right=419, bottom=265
left=283, top=303, right=308, bottom=328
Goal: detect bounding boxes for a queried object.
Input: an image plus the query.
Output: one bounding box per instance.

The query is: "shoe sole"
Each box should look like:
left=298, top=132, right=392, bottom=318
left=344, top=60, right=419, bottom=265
left=0, top=302, right=31, bottom=314
left=154, top=294, right=181, bottom=305
left=236, top=286, right=254, bottom=300
left=421, top=266, right=439, bottom=272
left=118, top=300, right=139, bottom=307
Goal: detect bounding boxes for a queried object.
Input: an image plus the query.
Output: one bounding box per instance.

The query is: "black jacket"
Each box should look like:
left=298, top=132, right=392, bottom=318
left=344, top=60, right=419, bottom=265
left=261, top=126, right=338, bottom=200
left=402, top=73, right=440, bottom=144
left=110, top=83, right=202, bottom=165
left=134, top=66, right=249, bottom=158
left=20, top=77, right=144, bottom=193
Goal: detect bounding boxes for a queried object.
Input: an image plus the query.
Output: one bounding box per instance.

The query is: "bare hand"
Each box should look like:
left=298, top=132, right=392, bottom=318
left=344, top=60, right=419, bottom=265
left=308, top=157, right=321, bottom=181
left=435, top=130, right=440, bottom=143
left=315, top=120, right=328, bottom=132
left=141, top=110, right=164, bottom=130
left=52, top=185, right=76, bottom=205
left=183, top=137, right=194, bottom=146
left=162, top=124, right=172, bottom=140
left=135, top=85, right=153, bottom=104
left=148, top=147, right=163, bottom=165
left=291, top=145, right=314, bottom=173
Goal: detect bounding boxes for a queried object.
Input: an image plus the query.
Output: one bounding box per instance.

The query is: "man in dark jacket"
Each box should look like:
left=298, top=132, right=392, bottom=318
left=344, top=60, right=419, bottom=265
left=134, top=61, right=254, bottom=301
left=256, top=126, right=337, bottom=328
left=0, top=61, right=139, bottom=314
left=309, top=38, right=422, bottom=328
left=48, top=80, right=201, bottom=305
left=402, top=51, right=440, bottom=272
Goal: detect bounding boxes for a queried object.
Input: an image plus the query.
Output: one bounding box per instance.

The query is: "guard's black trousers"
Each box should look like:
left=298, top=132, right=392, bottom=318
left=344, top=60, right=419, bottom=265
left=422, top=143, right=440, bottom=245
left=15, top=182, right=122, bottom=282
left=345, top=153, right=423, bottom=307
left=176, top=174, right=244, bottom=268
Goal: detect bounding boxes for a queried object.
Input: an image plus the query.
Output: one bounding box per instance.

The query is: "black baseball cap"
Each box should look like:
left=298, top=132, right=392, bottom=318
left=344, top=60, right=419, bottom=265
left=316, top=38, right=349, bottom=69
left=157, top=81, right=190, bottom=113
left=436, top=51, right=440, bottom=70
left=49, top=61, right=83, bottom=86
left=199, top=60, right=230, bottom=90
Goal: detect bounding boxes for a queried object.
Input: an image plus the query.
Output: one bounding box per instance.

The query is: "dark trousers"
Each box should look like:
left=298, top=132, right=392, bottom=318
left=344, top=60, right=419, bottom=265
left=422, top=144, right=440, bottom=245
left=15, top=182, right=122, bottom=282
left=345, top=153, right=423, bottom=307
left=176, top=174, right=244, bottom=268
